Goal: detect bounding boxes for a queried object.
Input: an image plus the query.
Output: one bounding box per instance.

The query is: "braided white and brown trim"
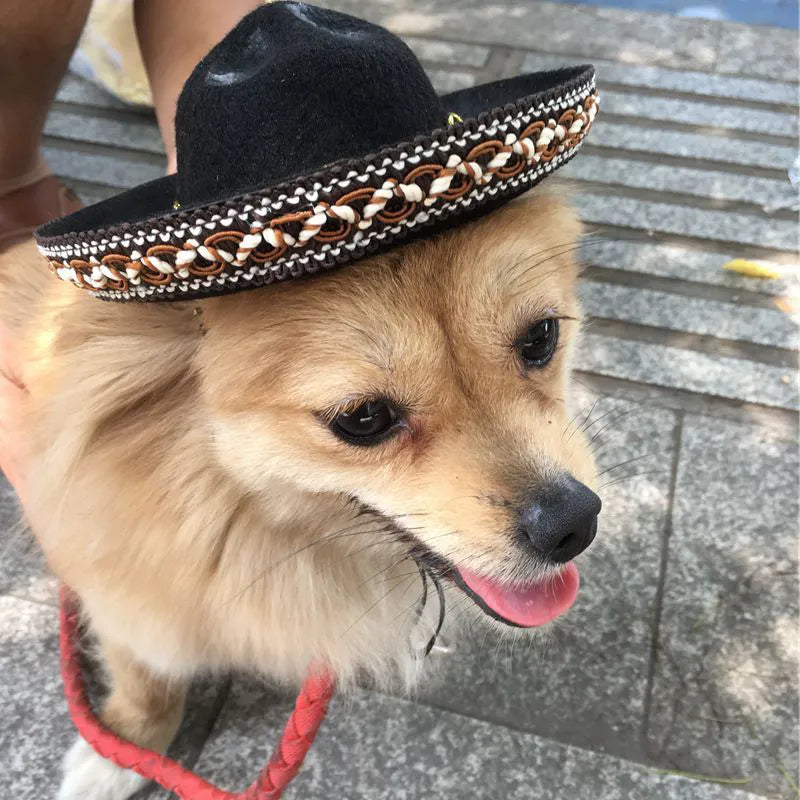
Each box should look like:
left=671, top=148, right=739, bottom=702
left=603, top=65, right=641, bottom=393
left=38, top=83, right=598, bottom=301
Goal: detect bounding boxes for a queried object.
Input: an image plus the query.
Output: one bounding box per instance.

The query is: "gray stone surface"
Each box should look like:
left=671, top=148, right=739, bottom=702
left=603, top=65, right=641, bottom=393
left=575, top=195, right=798, bottom=252
left=522, top=53, right=799, bottom=106
left=313, top=0, right=720, bottom=69
left=414, top=397, right=677, bottom=763
left=427, top=68, right=477, bottom=93
left=599, top=90, right=797, bottom=137
left=583, top=238, right=795, bottom=297
left=43, top=145, right=162, bottom=190
left=715, top=22, right=800, bottom=82
left=55, top=74, right=132, bottom=110
left=404, top=35, right=490, bottom=67
left=45, top=109, right=164, bottom=155
left=183, top=680, right=762, bottom=800
left=564, top=154, right=797, bottom=208
left=646, top=417, right=799, bottom=798
left=0, top=596, right=74, bottom=800
left=580, top=281, right=798, bottom=349
left=577, top=334, right=798, bottom=410
left=0, top=527, right=57, bottom=607
left=591, top=121, right=797, bottom=171
left=0, top=476, right=57, bottom=606
left=70, top=184, right=119, bottom=207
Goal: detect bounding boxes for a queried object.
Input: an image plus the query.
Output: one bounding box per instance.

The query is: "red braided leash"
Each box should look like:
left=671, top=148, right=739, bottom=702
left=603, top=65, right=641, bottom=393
left=59, top=586, right=336, bottom=799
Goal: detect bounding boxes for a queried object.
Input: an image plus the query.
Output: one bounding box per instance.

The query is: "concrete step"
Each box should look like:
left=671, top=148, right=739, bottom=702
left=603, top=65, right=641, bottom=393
left=404, top=36, right=490, bottom=68
left=43, top=145, right=162, bottom=190
left=564, top=154, right=796, bottom=208
left=581, top=280, right=797, bottom=349
left=62, top=182, right=119, bottom=208
left=577, top=333, right=797, bottom=410
left=45, top=108, right=164, bottom=156
left=522, top=53, right=799, bottom=107
left=428, top=68, right=478, bottom=93
left=574, top=195, right=797, bottom=252
left=583, top=238, right=795, bottom=296
left=55, top=73, right=131, bottom=110
left=590, top=121, right=796, bottom=172
left=600, top=90, right=796, bottom=137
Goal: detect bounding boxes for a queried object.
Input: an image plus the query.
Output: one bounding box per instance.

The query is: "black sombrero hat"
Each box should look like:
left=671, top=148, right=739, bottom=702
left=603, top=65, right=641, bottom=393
left=35, top=2, right=598, bottom=302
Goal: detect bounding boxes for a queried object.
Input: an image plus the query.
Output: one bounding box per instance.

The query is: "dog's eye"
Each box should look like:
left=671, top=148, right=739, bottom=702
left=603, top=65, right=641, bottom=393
left=517, top=318, right=559, bottom=367
left=330, top=401, right=398, bottom=445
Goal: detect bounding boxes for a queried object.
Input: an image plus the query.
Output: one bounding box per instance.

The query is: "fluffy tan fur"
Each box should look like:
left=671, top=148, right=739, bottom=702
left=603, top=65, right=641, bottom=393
left=1, top=191, right=596, bottom=764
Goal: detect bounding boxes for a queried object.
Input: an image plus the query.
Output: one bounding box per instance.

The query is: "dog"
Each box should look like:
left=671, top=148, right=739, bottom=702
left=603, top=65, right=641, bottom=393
left=0, top=189, right=599, bottom=798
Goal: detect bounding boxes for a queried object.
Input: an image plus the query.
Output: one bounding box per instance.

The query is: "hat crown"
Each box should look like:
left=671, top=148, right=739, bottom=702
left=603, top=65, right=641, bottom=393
left=175, top=2, right=443, bottom=206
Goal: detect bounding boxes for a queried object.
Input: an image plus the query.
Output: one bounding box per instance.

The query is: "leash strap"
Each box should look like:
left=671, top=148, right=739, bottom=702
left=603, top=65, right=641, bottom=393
left=59, top=585, right=335, bottom=800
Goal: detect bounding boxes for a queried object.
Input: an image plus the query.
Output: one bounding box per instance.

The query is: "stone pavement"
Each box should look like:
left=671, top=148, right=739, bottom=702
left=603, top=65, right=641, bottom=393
left=2, top=1, right=798, bottom=798
left=550, top=0, right=798, bottom=30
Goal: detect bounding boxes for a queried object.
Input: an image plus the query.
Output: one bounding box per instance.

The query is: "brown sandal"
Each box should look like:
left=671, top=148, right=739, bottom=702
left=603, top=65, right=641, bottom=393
left=0, top=159, right=83, bottom=252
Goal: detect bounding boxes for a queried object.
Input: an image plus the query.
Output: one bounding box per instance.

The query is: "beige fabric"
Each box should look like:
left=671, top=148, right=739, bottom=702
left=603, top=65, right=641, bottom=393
left=73, top=0, right=152, bottom=107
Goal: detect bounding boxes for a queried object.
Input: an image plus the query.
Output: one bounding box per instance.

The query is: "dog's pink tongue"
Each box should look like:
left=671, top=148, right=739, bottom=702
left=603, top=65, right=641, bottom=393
left=458, top=562, right=580, bottom=627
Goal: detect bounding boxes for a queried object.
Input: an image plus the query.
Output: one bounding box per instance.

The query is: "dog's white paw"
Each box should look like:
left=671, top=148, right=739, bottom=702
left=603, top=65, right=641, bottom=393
left=57, top=737, right=148, bottom=800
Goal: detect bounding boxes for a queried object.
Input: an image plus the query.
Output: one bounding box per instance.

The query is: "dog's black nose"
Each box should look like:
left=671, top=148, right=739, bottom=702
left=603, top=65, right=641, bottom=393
left=518, top=477, right=601, bottom=563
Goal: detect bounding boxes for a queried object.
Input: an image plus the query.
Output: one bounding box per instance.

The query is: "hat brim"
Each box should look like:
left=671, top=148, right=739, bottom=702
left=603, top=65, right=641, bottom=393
left=36, top=66, right=597, bottom=302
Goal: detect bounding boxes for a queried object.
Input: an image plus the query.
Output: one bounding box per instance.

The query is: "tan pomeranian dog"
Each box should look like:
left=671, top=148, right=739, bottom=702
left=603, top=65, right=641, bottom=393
left=0, top=190, right=599, bottom=798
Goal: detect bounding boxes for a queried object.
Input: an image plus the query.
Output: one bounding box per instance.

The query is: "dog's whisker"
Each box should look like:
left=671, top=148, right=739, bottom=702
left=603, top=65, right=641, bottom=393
left=568, top=396, right=598, bottom=433
left=219, top=519, right=400, bottom=606
left=513, top=242, right=597, bottom=290
left=420, top=570, right=447, bottom=656
left=371, top=568, right=421, bottom=586
left=505, top=239, right=580, bottom=277
left=339, top=572, right=421, bottom=638
left=595, top=449, right=668, bottom=477
left=518, top=240, right=596, bottom=276
left=588, top=407, right=638, bottom=447
left=515, top=265, right=569, bottom=295
left=399, top=568, right=427, bottom=616
left=389, top=511, right=430, bottom=519
left=322, top=522, right=463, bottom=575
left=580, top=404, right=624, bottom=434
left=506, top=236, right=601, bottom=282
left=390, top=579, right=431, bottom=627
left=597, top=469, right=664, bottom=491
left=318, top=529, right=405, bottom=566
left=355, top=555, right=415, bottom=590
left=472, top=493, right=512, bottom=509
left=562, top=396, right=599, bottom=443
left=398, top=493, right=492, bottom=518
left=447, top=592, right=481, bottom=629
